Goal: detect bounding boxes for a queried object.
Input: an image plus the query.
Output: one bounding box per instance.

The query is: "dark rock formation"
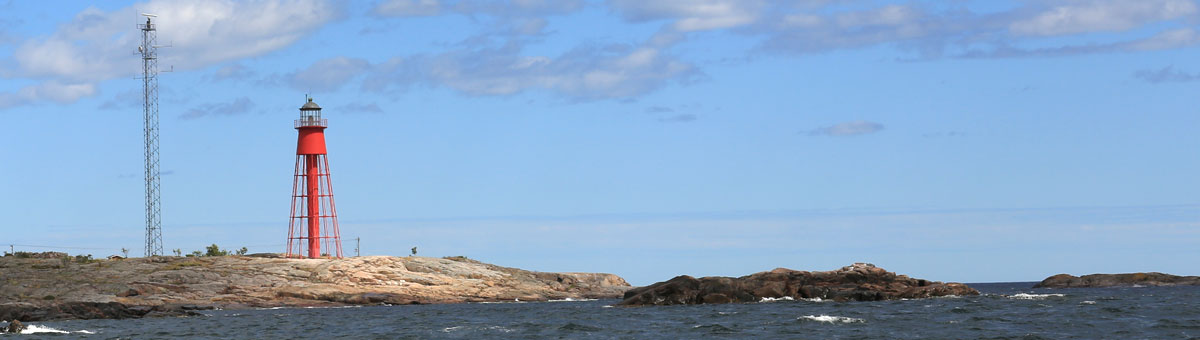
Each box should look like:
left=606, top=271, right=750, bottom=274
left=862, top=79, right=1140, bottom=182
left=619, top=263, right=978, bottom=306
left=5, top=320, right=25, bottom=333
left=1033, top=272, right=1200, bottom=288
left=0, top=302, right=196, bottom=322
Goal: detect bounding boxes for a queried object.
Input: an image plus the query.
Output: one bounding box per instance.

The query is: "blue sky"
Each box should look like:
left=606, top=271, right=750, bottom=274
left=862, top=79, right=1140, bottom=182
left=1, top=0, right=1198, bottom=285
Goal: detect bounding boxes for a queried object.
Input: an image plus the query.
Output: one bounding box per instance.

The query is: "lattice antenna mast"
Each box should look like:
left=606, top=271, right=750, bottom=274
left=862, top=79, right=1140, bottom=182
left=139, top=13, right=163, bottom=257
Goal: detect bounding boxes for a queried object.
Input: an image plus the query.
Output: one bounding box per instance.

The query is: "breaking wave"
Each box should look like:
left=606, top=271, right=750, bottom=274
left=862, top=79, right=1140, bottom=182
left=798, top=315, right=865, bottom=324
left=758, top=296, right=794, bottom=303
left=548, top=298, right=599, bottom=302
left=1008, top=293, right=1066, bottom=300
left=758, top=296, right=826, bottom=303
left=19, top=324, right=95, bottom=334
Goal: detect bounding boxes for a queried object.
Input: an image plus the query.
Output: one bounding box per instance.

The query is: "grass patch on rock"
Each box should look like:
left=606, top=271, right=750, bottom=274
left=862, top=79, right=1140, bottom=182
left=163, top=261, right=206, bottom=271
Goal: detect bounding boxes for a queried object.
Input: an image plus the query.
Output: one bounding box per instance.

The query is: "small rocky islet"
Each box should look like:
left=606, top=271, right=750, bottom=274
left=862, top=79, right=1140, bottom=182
left=619, top=263, right=977, bottom=306
left=1033, top=272, right=1200, bottom=288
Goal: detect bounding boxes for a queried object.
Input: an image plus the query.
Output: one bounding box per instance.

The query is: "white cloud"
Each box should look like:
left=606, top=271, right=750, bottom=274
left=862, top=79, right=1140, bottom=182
left=1134, top=65, right=1200, bottom=83
left=373, top=0, right=443, bottom=17
left=334, top=102, right=385, bottom=114
left=424, top=43, right=698, bottom=100
left=835, top=5, right=921, bottom=28
left=0, top=81, right=96, bottom=109
left=607, top=0, right=765, bottom=32
left=371, top=0, right=583, bottom=36
left=180, top=96, right=255, bottom=119
left=211, top=64, right=256, bottom=82
left=352, top=40, right=699, bottom=100
left=14, top=0, right=337, bottom=79
left=288, top=57, right=372, bottom=92
left=1125, top=27, right=1200, bottom=50
left=759, top=4, right=944, bottom=55
left=959, top=26, right=1200, bottom=58
left=449, top=0, right=585, bottom=16
left=354, top=0, right=1200, bottom=102
left=1, top=0, right=338, bottom=107
left=1010, top=0, right=1198, bottom=36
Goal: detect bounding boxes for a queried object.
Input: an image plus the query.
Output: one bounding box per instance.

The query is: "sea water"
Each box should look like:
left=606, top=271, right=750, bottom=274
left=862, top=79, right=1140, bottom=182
left=5, top=282, right=1198, bottom=339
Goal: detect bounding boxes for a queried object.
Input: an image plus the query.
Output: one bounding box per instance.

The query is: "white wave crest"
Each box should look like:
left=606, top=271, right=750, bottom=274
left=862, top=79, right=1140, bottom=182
left=487, top=326, right=514, bottom=333
left=1081, top=300, right=1097, bottom=305
left=1009, top=293, right=1065, bottom=300
left=19, top=324, right=94, bottom=334
left=759, top=296, right=795, bottom=303
left=21, top=325, right=68, bottom=334
left=548, top=298, right=598, bottom=302
left=798, top=315, right=865, bottom=323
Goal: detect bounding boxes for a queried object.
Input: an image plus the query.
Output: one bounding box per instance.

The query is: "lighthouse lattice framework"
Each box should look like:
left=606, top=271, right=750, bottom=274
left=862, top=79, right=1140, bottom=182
left=286, top=98, right=343, bottom=259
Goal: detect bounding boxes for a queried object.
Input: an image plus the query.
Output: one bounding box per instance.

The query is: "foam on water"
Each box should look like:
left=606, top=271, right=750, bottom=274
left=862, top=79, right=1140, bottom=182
left=756, top=296, right=826, bottom=303
left=1009, top=293, right=1066, bottom=300
left=548, top=298, right=599, bottom=302
left=440, top=325, right=514, bottom=333
left=488, top=325, right=515, bottom=333
left=798, top=315, right=865, bottom=324
left=19, top=324, right=94, bottom=334
left=758, top=296, right=795, bottom=303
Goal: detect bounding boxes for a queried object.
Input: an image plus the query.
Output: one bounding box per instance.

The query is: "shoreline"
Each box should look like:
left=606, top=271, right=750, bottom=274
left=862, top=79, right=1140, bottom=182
left=0, top=254, right=630, bottom=321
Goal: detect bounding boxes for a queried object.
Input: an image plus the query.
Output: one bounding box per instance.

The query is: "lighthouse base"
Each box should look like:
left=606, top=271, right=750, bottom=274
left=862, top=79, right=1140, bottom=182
left=285, top=153, right=342, bottom=259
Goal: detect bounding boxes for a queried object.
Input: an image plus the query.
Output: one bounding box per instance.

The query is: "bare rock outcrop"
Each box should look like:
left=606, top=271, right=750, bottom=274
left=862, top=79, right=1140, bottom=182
left=1033, top=272, right=1200, bottom=288
left=619, top=263, right=977, bottom=306
left=4, top=320, right=25, bottom=333
left=0, top=255, right=629, bottom=321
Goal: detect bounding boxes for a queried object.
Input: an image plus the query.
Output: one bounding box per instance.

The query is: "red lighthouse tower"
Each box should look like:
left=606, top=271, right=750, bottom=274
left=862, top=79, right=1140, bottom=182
left=286, top=97, right=343, bottom=258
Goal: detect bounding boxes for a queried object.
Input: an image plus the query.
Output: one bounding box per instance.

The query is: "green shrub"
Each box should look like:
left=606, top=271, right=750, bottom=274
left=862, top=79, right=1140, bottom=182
left=205, top=244, right=229, bottom=257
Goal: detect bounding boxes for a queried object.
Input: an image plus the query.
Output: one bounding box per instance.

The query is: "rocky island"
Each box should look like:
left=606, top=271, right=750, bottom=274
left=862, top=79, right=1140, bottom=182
left=619, top=263, right=977, bottom=306
left=1033, top=272, right=1200, bottom=288
left=0, top=254, right=629, bottom=321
